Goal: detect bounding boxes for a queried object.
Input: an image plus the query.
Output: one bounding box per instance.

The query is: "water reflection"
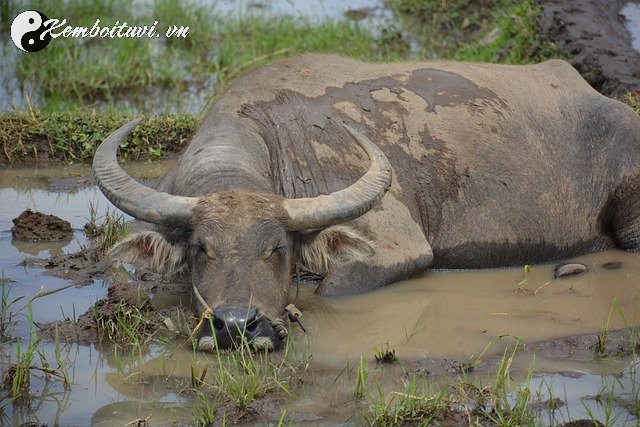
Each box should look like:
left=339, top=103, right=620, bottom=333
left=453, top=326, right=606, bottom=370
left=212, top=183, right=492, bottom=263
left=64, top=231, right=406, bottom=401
left=11, top=238, right=73, bottom=257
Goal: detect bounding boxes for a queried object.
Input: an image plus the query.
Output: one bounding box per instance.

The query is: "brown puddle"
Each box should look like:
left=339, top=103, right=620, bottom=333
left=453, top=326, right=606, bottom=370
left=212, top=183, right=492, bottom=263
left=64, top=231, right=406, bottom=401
left=302, top=250, right=640, bottom=364
left=2, top=163, right=640, bottom=426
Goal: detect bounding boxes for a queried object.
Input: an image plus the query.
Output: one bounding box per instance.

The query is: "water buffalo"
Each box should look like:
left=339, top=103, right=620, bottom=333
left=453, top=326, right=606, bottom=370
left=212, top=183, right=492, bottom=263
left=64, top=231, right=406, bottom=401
left=93, top=54, right=640, bottom=351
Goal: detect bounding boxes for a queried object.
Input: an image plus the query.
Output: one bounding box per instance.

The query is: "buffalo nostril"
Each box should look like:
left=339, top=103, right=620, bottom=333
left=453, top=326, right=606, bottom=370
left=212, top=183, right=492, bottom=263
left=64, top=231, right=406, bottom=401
left=212, top=317, right=225, bottom=332
left=198, top=306, right=280, bottom=351
left=213, top=307, right=259, bottom=334
left=245, top=317, right=259, bottom=333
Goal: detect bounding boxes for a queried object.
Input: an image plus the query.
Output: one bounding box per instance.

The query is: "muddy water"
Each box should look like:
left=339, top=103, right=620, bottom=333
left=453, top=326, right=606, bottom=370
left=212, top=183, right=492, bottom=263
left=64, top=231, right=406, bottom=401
left=2, top=164, right=640, bottom=425
left=304, top=251, right=640, bottom=363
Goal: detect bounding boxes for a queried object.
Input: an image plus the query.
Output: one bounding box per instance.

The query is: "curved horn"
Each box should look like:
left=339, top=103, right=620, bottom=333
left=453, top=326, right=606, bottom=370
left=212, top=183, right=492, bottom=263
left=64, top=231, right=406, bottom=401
left=284, top=124, right=392, bottom=230
left=93, top=119, right=199, bottom=228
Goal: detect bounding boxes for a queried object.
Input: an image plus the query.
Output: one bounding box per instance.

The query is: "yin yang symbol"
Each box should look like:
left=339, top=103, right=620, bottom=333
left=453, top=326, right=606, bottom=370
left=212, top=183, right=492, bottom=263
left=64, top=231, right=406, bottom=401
left=11, top=10, right=52, bottom=52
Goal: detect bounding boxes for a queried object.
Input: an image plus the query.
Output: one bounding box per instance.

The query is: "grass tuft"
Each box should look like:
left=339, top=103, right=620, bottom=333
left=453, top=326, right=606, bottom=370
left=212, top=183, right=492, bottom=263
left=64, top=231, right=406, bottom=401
left=188, top=327, right=311, bottom=424
left=0, top=109, right=197, bottom=164
left=84, top=203, right=130, bottom=254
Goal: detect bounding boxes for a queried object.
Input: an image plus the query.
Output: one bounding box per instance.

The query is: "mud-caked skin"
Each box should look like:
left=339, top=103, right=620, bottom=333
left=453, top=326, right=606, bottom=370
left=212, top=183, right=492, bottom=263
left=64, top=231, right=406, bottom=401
left=94, top=54, right=640, bottom=351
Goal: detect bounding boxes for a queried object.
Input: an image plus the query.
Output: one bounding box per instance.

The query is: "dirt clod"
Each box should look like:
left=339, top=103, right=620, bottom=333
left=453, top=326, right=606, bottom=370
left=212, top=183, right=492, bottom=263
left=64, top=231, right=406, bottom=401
left=11, top=209, right=73, bottom=241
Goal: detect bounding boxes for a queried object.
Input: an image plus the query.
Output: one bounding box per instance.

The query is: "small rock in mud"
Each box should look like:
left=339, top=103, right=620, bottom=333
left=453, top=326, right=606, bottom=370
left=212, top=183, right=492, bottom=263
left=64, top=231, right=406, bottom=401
left=554, top=262, right=588, bottom=279
left=602, top=261, right=623, bottom=270
left=11, top=209, right=73, bottom=241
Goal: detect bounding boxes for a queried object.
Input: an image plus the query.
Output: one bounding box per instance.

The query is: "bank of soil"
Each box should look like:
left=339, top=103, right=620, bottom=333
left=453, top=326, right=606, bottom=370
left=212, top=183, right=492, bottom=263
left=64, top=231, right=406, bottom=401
left=538, top=0, right=640, bottom=96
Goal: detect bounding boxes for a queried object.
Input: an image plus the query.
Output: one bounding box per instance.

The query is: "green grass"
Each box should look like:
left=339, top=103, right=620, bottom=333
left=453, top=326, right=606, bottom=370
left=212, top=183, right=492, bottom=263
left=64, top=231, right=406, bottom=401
left=1, top=274, right=22, bottom=343
left=1, top=304, right=69, bottom=408
left=93, top=288, right=154, bottom=347
left=1, top=0, right=566, bottom=164
left=84, top=203, right=130, bottom=254
left=390, top=0, right=559, bottom=64
left=454, top=0, right=559, bottom=64
left=188, top=329, right=311, bottom=424
left=620, top=91, right=640, bottom=113
left=0, top=109, right=197, bottom=163
left=3, top=0, right=561, bottom=118
left=5, top=0, right=380, bottom=114
left=357, top=349, right=545, bottom=426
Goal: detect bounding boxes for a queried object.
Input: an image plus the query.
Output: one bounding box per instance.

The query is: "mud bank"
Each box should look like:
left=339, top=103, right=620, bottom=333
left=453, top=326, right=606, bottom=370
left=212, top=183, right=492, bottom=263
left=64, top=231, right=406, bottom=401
left=538, top=0, right=640, bottom=96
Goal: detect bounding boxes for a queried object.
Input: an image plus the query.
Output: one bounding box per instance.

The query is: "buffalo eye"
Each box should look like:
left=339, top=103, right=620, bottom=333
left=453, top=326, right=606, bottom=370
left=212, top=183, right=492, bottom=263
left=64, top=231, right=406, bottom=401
left=190, top=243, right=206, bottom=258
left=266, top=244, right=287, bottom=260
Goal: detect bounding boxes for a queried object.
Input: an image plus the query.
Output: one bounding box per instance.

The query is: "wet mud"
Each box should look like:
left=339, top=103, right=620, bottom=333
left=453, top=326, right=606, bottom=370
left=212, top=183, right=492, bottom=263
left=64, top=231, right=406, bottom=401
left=33, top=231, right=638, bottom=367
left=11, top=209, right=73, bottom=241
left=41, top=280, right=195, bottom=346
left=538, top=0, right=640, bottom=96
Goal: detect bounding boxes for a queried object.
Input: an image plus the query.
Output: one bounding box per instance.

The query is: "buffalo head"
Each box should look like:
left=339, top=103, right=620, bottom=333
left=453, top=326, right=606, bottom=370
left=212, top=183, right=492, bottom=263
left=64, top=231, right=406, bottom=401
left=93, top=119, right=391, bottom=351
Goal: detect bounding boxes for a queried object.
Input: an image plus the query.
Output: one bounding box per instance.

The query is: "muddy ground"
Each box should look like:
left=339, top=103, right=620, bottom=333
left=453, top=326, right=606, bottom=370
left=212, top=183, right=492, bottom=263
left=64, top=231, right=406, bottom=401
left=538, top=0, right=640, bottom=96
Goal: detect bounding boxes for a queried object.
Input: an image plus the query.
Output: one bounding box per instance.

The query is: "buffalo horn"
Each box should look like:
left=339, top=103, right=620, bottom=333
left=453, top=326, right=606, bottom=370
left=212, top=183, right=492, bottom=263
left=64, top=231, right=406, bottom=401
left=93, top=119, right=199, bottom=228
left=284, top=124, right=392, bottom=230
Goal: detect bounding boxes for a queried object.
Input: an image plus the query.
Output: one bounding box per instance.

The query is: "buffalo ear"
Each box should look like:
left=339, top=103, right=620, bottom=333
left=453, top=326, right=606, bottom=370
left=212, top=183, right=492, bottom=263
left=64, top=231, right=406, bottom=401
left=298, top=226, right=375, bottom=275
left=109, top=231, right=189, bottom=275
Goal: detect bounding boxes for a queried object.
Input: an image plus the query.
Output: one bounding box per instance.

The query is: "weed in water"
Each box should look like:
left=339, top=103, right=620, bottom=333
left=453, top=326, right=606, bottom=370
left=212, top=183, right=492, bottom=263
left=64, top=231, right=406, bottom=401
left=595, top=298, right=640, bottom=359
left=517, top=264, right=531, bottom=287
left=354, top=355, right=370, bottom=399
left=84, top=202, right=130, bottom=254
left=583, top=383, right=622, bottom=427
left=364, top=375, right=449, bottom=426
left=482, top=342, right=537, bottom=426
left=186, top=325, right=310, bottom=423
left=374, top=342, right=397, bottom=365
left=458, top=341, right=492, bottom=374
left=92, top=285, right=159, bottom=384
left=2, top=304, right=69, bottom=404
left=194, top=388, right=217, bottom=425
left=597, top=299, right=617, bottom=358
left=357, top=339, right=551, bottom=426
left=94, top=289, right=153, bottom=346
left=1, top=273, right=23, bottom=342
